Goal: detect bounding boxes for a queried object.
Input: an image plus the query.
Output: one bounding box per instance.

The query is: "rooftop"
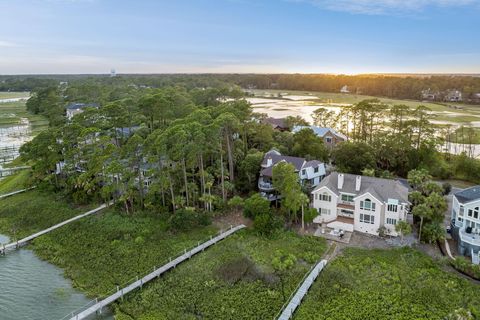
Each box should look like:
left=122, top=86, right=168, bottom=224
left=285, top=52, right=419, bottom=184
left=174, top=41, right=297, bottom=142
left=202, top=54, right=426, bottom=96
left=455, top=186, right=480, bottom=204
left=292, top=126, right=347, bottom=140
left=313, top=172, right=409, bottom=203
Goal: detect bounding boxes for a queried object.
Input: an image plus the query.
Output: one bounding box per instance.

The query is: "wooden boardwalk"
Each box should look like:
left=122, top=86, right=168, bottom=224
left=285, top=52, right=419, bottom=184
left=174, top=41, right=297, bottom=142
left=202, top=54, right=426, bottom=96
left=0, top=187, right=35, bottom=199
left=277, top=259, right=328, bottom=320
left=0, top=202, right=111, bottom=255
left=67, top=224, right=246, bottom=320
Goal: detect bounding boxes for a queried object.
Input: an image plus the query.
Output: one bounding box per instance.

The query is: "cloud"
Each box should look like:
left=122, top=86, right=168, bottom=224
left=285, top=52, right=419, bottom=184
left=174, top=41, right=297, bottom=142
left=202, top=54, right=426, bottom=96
left=294, top=0, right=479, bottom=15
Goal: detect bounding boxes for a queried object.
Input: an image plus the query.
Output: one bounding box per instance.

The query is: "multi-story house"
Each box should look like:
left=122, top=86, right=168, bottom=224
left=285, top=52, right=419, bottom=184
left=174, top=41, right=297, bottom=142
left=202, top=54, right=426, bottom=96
left=258, top=149, right=326, bottom=201
left=292, top=126, right=347, bottom=148
left=444, top=89, right=463, bottom=102
left=451, top=186, right=480, bottom=263
left=311, top=172, right=409, bottom=236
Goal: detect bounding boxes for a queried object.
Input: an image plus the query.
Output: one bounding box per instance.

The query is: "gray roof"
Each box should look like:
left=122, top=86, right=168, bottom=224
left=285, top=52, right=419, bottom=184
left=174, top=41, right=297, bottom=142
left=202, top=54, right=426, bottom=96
left=454, top=186, right=480, bottom=203
left=292, top=126, right=347, bottom=141
left=261, top=153, right=306, bottom=171
left=313, top=172, right=409, bottom=203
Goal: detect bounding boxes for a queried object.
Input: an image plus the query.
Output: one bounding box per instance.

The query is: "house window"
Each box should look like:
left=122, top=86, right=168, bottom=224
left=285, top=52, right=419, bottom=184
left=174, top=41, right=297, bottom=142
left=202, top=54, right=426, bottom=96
left=302, top=169, right=306, bottom=175
left=360, top=213, right=375, bottom=224
left=314, top=167, right=319, bottom=173
left=468, top=207, right=479, bottom=219
left=341, top=194, right=354, bottom=202
left=318, top=208, right=330, bottom=215
left=326, top=137, right=332, bottom=143
left=321, top=193, right=331, bottom=202
left=314, top=194, right=318, bottom=200
left=360, top=199, right=375, bottom=211
left=386, top=218, right=397, bottom=225
left=387, top=204, right=398, bottom=212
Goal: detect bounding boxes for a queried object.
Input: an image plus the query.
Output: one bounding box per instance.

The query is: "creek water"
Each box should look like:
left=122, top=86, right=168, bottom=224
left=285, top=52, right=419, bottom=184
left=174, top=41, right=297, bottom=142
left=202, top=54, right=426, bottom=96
left=0, top=234, right=113, bottom=320
left=0, top=97, right=113, bottom=319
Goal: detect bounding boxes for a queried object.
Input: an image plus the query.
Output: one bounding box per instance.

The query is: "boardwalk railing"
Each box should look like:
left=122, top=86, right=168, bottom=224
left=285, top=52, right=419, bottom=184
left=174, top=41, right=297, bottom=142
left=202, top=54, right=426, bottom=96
left=0, top=166, right=31, bottom=177
left=0, top=202, right=112, bottom=255
left=276, top=259, right=328, bottom=320
left=0, top=186, right=35, bottom=199
left=61, top=224, right=246, bottom=320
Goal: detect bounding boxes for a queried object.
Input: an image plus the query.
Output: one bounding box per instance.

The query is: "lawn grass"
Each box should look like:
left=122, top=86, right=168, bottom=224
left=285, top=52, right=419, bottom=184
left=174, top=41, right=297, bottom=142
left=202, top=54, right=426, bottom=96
left=113, top=229, right=327, bottom=320
left=294, top=247, right=480, bottom=320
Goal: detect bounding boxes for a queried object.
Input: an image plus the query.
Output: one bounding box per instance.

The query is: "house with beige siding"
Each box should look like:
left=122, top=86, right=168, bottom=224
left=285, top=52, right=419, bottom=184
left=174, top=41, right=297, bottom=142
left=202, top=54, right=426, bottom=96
left=311, top=172, right=409, bottom=236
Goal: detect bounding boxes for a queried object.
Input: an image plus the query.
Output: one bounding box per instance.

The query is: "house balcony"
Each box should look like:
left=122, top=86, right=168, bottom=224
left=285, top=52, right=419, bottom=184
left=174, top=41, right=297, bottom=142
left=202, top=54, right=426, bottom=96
left=459, top=228, right=480, bottom=247
left=258, top=178, right=274, bottom=192
left=338, top=202, right=355, bottom=210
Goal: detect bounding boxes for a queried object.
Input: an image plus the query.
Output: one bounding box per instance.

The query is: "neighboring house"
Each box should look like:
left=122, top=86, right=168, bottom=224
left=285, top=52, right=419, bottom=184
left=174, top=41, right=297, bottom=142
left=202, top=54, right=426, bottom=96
left=451, top=186, right=480, bottom=263
left=311, top=172, right=409, bottom=236
left=292, top=126, right=347, bottom=148
left=421, top=88, right=439, bottom=101
left=66, top=103, right=99, bottom=120
left=258, top=149, right=326, bottom=201
left=340, top=85, right=350, bottom=93
left=262, top=117, right=289, bottom=131
left=444, top=90, right=463, bottom=102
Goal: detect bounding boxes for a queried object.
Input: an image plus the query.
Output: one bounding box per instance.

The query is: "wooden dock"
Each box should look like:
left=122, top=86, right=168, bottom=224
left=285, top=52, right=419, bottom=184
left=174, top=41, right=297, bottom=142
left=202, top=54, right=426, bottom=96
left=0, top=202, right=112, bottom=255
left=276, top=259, right=328, bottom=320
left=66, top=224, right=246, bottom=320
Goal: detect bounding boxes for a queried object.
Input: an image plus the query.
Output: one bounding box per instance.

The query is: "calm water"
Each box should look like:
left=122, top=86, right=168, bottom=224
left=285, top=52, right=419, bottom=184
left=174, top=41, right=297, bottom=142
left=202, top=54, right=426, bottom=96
left=0, top=234, right=113, bottom=320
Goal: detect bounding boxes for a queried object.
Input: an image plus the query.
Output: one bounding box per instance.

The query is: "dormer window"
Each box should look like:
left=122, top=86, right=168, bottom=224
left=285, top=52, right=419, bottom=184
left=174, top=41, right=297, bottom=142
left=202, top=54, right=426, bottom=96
left=302, top=169, right=306, bottom=175
left=314, top=167, right=319, bottom=173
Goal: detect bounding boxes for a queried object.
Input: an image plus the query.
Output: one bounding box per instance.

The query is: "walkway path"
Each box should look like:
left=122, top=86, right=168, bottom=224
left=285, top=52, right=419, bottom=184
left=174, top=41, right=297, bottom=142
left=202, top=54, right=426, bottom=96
left=0, top=187, right=35, bottom=199
left=277, top=259, right=328, bottom=320
left=0, top=202, right=111, bottom=255
left=67, top=224, right=246, bottom=320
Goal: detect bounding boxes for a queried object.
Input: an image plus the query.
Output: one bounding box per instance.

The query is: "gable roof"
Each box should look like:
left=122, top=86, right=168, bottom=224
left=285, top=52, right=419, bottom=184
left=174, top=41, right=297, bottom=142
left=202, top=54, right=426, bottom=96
left=261, top=153, right=306, bottom=171
left=263, top=117, right=288, bottom=129
left=292, top=126, right=347, bottom=140
left=454, top=186, right=480, bottom=204
left=312, top=172, right=409, bottom=204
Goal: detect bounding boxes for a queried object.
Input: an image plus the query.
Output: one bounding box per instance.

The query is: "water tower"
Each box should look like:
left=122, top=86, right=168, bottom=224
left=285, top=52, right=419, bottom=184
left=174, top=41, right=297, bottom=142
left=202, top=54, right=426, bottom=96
left=110, top=69, right=116, bottom=77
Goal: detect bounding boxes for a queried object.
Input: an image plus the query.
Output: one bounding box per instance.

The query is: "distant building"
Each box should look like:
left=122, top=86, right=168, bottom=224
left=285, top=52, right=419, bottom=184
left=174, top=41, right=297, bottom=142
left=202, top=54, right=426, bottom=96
left=66, top=103, right=99, bottom=120
left=311, top=172, right=410, bottom=236
left=444, top=89, right=463, bottom=102
left=421, top=88, right=439, bottom=101
left=292, top=126, right=347, bottom=148
left=340, top=85, right=350, bottom=93
left=262, top=117, right=289, bottom=131
left=110, top=69, right=117, bottom=77
left=451, top=186, right=480, bottom=264
left=258, top=149, right=326, bottom=201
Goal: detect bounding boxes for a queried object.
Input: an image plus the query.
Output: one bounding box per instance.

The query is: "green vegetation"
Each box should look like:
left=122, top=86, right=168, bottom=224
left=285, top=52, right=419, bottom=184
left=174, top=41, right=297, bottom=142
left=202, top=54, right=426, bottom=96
left=113, top=230, right=326, bottom=319
left=294, top=248, right=480, bottom=320
left=0, top=170, right=32, bottom=194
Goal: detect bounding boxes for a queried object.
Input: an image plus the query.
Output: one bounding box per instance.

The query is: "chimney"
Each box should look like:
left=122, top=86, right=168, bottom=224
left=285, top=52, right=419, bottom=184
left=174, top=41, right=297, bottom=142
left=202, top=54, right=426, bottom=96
left=355, top=175, right=362, bottom=191
left=266, top=157, right=273, bottom=167
left=338, top=173, right=344, bottom=189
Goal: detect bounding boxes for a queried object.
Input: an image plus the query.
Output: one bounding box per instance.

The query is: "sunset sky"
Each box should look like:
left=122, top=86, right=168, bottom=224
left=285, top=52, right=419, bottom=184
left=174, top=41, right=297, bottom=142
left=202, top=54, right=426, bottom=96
left=1, top=0, right=479, bottom=74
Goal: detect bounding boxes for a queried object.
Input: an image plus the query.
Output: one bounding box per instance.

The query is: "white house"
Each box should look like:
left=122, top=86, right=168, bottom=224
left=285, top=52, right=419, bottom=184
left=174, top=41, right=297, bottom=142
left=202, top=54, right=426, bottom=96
left=451, top=186, right=480, bottom=263
left=258, top=149, right=326, bottom=201
left=311, top=172, right=409, bottom=236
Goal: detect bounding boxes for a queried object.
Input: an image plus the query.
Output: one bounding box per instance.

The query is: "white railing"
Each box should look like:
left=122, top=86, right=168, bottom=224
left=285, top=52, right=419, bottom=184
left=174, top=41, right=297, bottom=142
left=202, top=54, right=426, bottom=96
left=61, top=224, right=246, bottom=320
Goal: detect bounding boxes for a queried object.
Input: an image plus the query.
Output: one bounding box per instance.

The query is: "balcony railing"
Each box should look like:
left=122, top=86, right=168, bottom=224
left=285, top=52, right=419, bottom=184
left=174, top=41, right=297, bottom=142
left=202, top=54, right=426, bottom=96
left=258, top=180, right=274, bottom=191
left=459, top=228, right=480, bottom=246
